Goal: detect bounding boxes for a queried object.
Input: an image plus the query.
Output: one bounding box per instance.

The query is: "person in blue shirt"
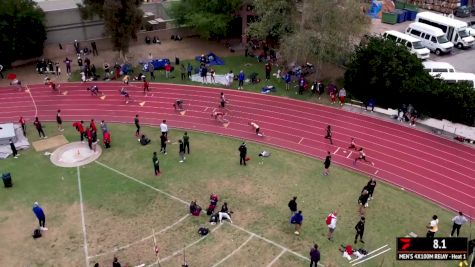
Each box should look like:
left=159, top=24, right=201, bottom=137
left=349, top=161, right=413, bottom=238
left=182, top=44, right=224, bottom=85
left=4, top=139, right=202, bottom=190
left=238, top=70, right=245, bottom=90
left=290, top=210, right=303, bottom=235
left=32, top=202, right=47, bottom=230
left=284, top=72, right=291, bottom=90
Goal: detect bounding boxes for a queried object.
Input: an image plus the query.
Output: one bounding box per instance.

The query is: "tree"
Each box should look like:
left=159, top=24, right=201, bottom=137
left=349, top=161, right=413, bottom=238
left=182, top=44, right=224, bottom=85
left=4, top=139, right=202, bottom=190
left=345, top=36, right=475, bottom=126
left=0, top=0, right=46, bottom=67
left=248, top=0, right=370, bottom=75
left=78, top=0, right=143, bottom=59
left=247, top=0, right=295, bottom=40
left=168, top=0, right=242, bottom=39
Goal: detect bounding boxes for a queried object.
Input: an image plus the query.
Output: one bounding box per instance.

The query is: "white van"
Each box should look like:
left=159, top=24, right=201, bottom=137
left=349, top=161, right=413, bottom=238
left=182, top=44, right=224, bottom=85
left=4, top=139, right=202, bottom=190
left=422, top=61, right=456, bottom=77
left=405, top=23, right=454, bottom=55
left=383, top=30, right=430, bottom=59
left=416, top=12, right=474, bottom=49
left=437, top=72, right=475, bottom=89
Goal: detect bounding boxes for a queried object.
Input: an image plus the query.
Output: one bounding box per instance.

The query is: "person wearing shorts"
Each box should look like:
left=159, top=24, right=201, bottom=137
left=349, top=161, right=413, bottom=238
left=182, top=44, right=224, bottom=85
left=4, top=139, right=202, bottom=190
left=348, top=138, right=357, bottom=150
left=324, top=125, right=333, bottom=145
left=56, top=109, right=64, bottom=131
left=120, top=87, right=130, bottom=104
left=249, top=122, right=261, bottom=136
left=327, top=211, right=337, bottom=241
left=134, top=114, right=140, bottom=137
left=354, top=148, right=374, bottom=166
left=220, top=92, right=227, bottom=108
left=323, top=151, right=331, bottom=176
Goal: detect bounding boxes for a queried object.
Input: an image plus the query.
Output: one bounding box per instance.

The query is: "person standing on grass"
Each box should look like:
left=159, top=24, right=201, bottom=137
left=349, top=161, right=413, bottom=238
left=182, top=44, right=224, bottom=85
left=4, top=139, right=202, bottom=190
left=288, top=196, right=297, bottom=216
left=180, top=64, right=186, bottom=80
left=179, top=139, right=186, bottom=163
left=265, top=62, right=272, bottom=81
left=358, top=190, right=370, bottom=215
left=366, top=178, right=377, bottom=200
left=187, top=63, right=193, bottom=79
left=323, top=151, right=332, bottom=176
left=33, top=117, right=47, bottom=139
left=56, top=109, right=64, bottom=132
left=426, top=215, right=439, bottom=238
left=134, top=114, right=140, bottom=137
left=153, top=152, right=160, bottom=175
left=112, top=257, right=121, bottom=267
left=100, top=120, right=108, bottom=134
left=73, top=121, right=85, bottom=142
left=165, top=63, right=171, bottom=78
left=309, top=244, right=320, bottom=267
left=238, top=142, right=247, bottom=166
left=354, top=217, right=365, bottom=244
left=32, top=202, right=47, bottom=231
left=327, top=211, right=337, bottom=241
left=338, top=88, right=346, bottom=106
left=90, top=119, right=97, bottom=133
left=86, top=127, right=93, bottom=150
left=183, top=132, right=190, bottom=154
left=324, top=125, right=333, bottom=145
left=160, top=133, right=167, bottom=155
left=284, top=72, right=291, bottom=90
left=19, top=116, right=26, bottom=136
left=160, top=120, right=168, bottom=138
left=103, top=131, right=111, bottom=149
left=238, top=70, right=245, bottom=90
left=291, top=210, right=303, bottom=235
left=451, top=211, right=468, bottom=237
left=10, top=139, right=19, bottom=158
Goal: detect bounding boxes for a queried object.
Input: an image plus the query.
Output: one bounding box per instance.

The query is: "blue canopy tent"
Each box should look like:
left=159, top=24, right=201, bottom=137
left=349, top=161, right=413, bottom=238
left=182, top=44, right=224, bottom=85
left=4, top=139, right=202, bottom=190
left=195, top=52, right=225, bottom=66
left=139, top=58, right=172, bottom=72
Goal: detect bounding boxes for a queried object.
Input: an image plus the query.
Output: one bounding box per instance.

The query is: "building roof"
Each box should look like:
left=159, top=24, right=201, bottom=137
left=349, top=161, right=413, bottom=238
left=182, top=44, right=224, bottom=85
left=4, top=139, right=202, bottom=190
left=35, top=0, right=83, bottom=12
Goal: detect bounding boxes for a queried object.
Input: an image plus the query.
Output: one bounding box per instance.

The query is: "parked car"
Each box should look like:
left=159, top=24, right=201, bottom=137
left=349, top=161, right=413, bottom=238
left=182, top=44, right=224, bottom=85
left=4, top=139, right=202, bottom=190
left=454, top=6, right=471, bottom=18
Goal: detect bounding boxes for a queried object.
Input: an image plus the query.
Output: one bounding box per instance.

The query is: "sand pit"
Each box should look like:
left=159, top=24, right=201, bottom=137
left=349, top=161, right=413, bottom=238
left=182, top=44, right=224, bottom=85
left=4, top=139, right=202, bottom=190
left=50, top=142, right=102, bottom=167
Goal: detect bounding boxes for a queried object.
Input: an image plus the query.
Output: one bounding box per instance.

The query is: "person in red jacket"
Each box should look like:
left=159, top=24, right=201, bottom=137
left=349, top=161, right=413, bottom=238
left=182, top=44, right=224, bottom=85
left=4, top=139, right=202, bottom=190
left=90, top=119, right=97, bottom=132
left=72, top=121, right=85, bottom=142
left=143, top=80, right=150, bottom=95
left=165, top=63, right=171, bottom=78
left=85, top=127, right=93, bottom=149
left=103, top=131, right=111, bottom=148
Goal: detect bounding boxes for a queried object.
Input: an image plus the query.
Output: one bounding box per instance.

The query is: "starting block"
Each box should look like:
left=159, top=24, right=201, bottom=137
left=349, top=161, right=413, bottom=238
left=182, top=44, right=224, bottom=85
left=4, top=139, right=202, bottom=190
left=223, top=122, right=230, bottom=128
left=139, top=101, right=146, bottom=107
left=62, top=91, right=68, bottom=95
left=100, top=95, right=106, bottom=100
left=180, top=110, right=186, bottom=116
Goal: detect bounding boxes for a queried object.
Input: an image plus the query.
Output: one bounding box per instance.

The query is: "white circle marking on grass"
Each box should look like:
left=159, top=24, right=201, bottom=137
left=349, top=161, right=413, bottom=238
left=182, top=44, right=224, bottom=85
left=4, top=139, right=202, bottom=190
left=50, top=142, right=102, bottom=167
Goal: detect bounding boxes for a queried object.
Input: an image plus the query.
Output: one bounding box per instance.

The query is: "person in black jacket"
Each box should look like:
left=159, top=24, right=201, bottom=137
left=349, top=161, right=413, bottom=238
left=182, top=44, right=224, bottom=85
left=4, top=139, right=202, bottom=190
left=354, top=217, right=365, bottom=244
left=288, top=196, right=297, bottom=216
left=366, top=178, right=377, bottom=200
left=358, top=190, right=370, bottom=215
left=238, top=142, right=247, bottom=166
left=152, top=152, right=160, bottom=176
left=179, top=140, right=186, bottom=163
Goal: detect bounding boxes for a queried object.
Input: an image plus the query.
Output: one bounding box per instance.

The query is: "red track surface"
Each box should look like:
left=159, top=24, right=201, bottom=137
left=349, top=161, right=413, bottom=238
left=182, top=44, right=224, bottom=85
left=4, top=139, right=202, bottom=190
left=1, top=82, right=474, bottom=218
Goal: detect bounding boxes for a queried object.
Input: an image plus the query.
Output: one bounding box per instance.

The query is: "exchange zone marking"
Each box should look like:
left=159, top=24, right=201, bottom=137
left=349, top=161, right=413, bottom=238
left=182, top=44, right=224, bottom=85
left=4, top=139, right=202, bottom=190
left=94, top=161, right=319, bottom=266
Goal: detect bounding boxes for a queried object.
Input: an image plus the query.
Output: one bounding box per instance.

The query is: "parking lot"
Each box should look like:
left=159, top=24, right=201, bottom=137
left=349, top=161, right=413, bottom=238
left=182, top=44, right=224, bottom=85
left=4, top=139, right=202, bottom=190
left=370, top=15, right=475, bottom=72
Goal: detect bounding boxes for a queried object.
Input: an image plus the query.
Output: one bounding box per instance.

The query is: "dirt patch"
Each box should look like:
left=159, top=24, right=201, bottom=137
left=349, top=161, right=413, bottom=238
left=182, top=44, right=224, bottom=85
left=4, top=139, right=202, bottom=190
left=32, top=135, right=69, bottom=152
left=0, top=203, right=84, bottom=267
left=50, top=141, right=102, bottom=167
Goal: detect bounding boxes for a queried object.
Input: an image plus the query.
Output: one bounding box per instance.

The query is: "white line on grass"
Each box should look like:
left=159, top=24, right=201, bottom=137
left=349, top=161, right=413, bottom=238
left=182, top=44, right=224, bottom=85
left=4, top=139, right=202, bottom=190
left=152, top=223, right=224, bottom=265
left=351, top=248, right=391, bottom=266
left=77, top=166, right=89, bottom=267
left=228, top=223, right=324, bottom=267
left=95, top=162, right=319, bottom=266
left=95, top=161, right=189, bottom=205
left=349, top=244, right=388, bottom=263
left=88, top=214, right=190, bottom=259
left=211, top=234, right=255, bottom=267
left=266, top=248, right=287, bottom=267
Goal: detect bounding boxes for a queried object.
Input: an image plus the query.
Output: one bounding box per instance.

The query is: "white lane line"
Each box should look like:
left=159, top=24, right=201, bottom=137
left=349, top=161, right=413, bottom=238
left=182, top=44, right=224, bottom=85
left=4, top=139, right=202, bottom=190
left=333, top=147, right=340, bottom=155
left=228, top=223, right=324, bottom=267
left=298, top=137, right=304, bottom=144
left=77, top=166, right=89, bottom=267
left=88, top=214, right=189, bottom=259
left=374, top=170, right=379, bottom=175
left=266, top=248, right=287, bottom=267
left=211, top=234, right=255, bottom=267
left=204, top=107, right=209, bottom=112
left=156, top=223, right=224, bottom=265
left=95, top=161, right=189, bottom=205
left=351, top=248, right=391, bottom=266
left=349, top=244, right=388, bottom=263
left=25, top=85, right=38, bottom=117
left=346, top=151, right=352, bottom=158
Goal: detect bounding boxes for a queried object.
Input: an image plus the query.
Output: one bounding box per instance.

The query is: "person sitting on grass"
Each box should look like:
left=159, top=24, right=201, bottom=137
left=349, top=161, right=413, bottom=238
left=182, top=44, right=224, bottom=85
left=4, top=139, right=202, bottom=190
left=339, top=245, right=366, bottom=261
left=139, top=134, right=151, bottom=146
left=189, top=200, right=202, bottom=216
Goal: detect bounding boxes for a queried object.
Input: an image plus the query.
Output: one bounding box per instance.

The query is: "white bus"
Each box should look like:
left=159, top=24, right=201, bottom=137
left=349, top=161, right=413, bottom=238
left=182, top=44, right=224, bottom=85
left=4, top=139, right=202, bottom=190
left=383, top=30, right=430, bottom=59
left=416, top=12, right=474, bottom=49
left=405, top=23, right=453, bottom=55
left=437, top=72, right=475, bottom=89
left=422, top=61, right=456, bottom=77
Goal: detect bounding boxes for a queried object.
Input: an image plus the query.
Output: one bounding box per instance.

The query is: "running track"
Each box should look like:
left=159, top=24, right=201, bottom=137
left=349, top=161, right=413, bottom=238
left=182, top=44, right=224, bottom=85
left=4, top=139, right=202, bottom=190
left=1, top=82, right=474, bottom=218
